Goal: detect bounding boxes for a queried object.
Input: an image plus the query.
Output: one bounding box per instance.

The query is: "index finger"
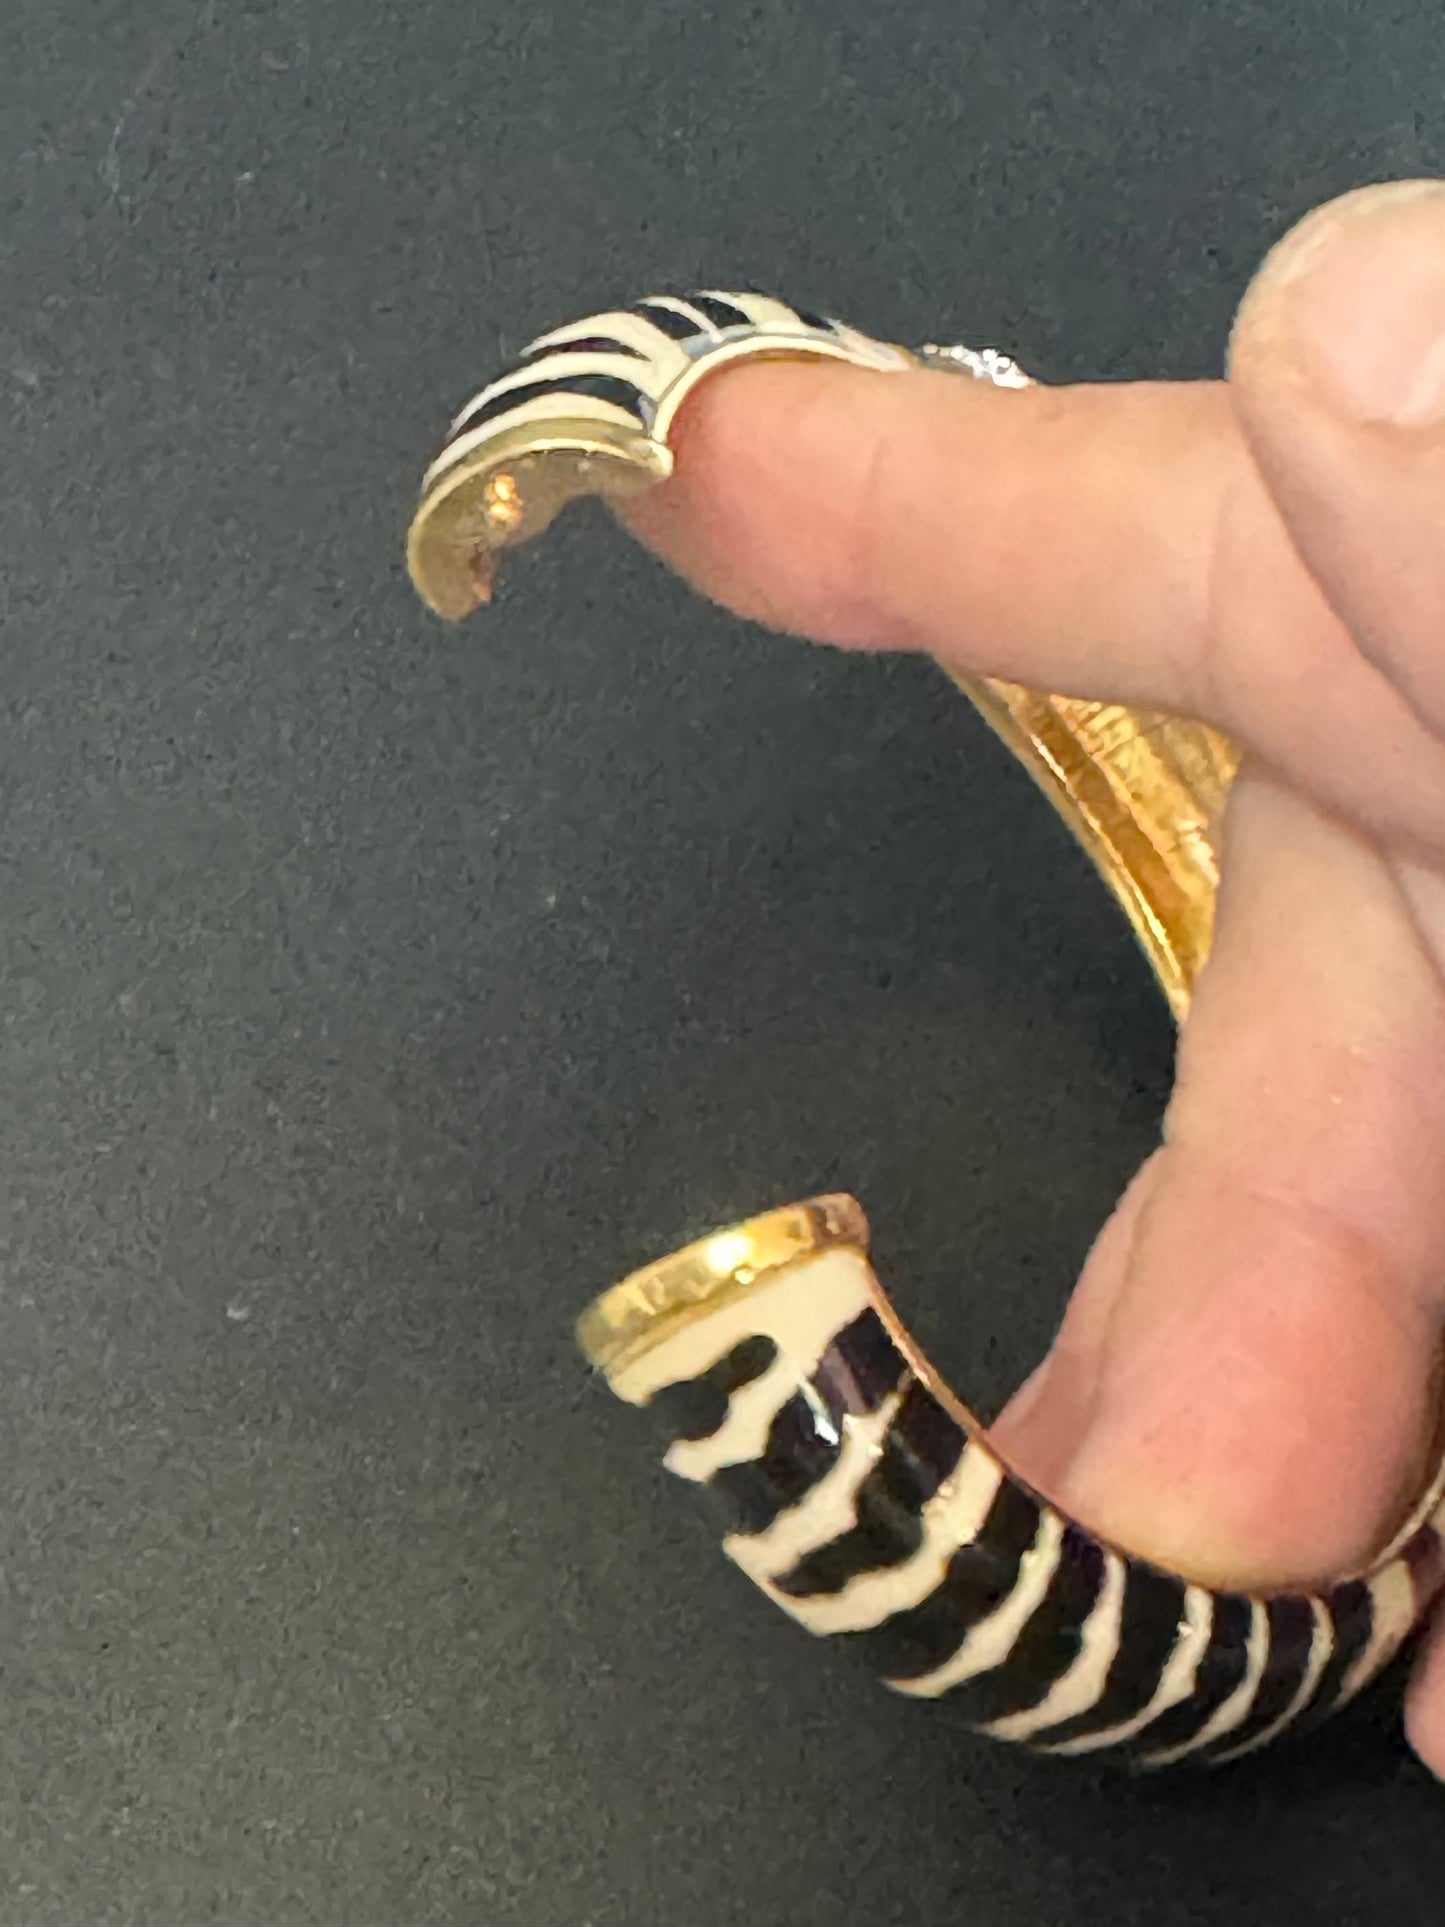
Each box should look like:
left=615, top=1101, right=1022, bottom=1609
left=616, top=356, right=1235, bottom=716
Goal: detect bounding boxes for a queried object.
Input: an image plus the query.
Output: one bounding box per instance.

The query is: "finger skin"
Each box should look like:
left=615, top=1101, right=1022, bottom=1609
left=1226, top=183, right=1445, bottom=1774
left=1229, top=179, right=1445, bottom=745
left=992, top=772, right=1445, bottom=1593
left=622, top=366, right=1226, bottom=714
left=619, top=357, right=1445, bottom=857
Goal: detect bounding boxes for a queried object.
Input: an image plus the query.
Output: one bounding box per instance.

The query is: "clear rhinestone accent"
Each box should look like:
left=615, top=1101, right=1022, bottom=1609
left=916, top=343, right=1030, bottom=389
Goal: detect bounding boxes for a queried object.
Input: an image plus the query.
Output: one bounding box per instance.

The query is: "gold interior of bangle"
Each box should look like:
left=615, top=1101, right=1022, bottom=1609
left=958, top=678, right=1239, bottom=1023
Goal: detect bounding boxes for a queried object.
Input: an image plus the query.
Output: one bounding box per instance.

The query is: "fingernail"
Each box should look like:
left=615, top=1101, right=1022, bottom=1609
left=1233, top=178, right=1445, bottom=427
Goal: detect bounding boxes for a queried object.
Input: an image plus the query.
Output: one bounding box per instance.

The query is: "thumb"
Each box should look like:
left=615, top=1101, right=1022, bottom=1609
left=1228, top=177, right=1445, bottom=753
left=990, top=767, right=1445, bottom=1604
left=990, top=190, right=1445, bottom=1735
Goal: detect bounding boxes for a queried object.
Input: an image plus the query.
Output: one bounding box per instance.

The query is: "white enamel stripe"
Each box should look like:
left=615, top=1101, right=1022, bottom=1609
left=665, top=1345, right=824, bottom=1482
left=827, top=321, right=913, bottom=371
left=696, top=290, right=810, bottom=331
left=771, top=1442, right=1004, bottom=1636
left=694, top=291, right=910, bottom=372
left=522, top=308, right=697, bottom=364
left=725, top=1387, right=907, bottom=1585
left=892, top=1509, right=1066, bottom=1700
left=974, top=1547, right=1128, bottom=1742
left=1137, top=1597, right=1272, bottom=1767
left=423, top=391, right=649, bottom=490
left=639, top=294, right=721, bottom=333
left=427, top=291, right=913, bottom=495
left=1211, top=1598, right=1333, bottom=1764
left=694, top=288, right=809, bottom=329
left=648, top=331, right=902, bottom=440
left=447, top=348, right=657, bottom=437
left=1040, top=1584, right=1215, bottom=1758
left=613, top=1247, right=876, bottom=1407
left=1337, top=1559, right=1418, bottom=1706
left=693, top=291, right=793, bottom=323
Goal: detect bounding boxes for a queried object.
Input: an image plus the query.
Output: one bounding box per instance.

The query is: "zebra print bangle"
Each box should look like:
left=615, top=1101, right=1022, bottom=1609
left=579, top=1196, right=1445, bottom=1768
left=407, top=289, right=933, bottom=620
left=405, top=288, right=1445, bottom=1766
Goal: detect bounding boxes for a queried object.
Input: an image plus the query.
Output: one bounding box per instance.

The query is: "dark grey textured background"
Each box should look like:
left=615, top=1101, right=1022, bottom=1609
left=3, top=1, right=1444, bottom=1921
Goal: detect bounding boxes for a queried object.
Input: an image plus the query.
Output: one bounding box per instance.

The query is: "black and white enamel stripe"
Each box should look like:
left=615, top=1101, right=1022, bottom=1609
left=421, top=289, right=910, bottom=495
left=603, top=1244, right=1445, bottom=1767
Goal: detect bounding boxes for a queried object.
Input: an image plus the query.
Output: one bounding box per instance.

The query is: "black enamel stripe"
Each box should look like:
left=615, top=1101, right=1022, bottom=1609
left=949, top=1522, right=1108, bottom=1728
left=886, top=1383, right=969, bottom=1497
left=1022, top=1561, right=1188, bottom=1751
left=836, top=1476, right=1042, bottom=1683
left=633, top=299, right=707, bottom=341
left=726, top=294, right=828, bottom=333
left=1299, top=1580, right=1373, bottom=1729
left=447, top=370, right=652, bottom=443
left=517, top=333, right=647, bottom=364
left=813, top=1307, right=909, bottom=1417
left=1310, top=1527, right=1445, bottom=1713
left=704, top=1311, right=905, bottom=1538
left=646, top=1333, right=779, bottom=1444
left=685, top=293, right=755, bottom=331
left=771, top=1381, right=963, bottom=1598
left=1308, top=1532, right=1445, bottom=1719
left=1097, top=1590, right=1252, bottom=1757
left=708, top=1384, right=845, bottom=1535
left=1193, top=1594, right=1317, bottom=1760
left=1071, top=1564, right=1186, bottom=1735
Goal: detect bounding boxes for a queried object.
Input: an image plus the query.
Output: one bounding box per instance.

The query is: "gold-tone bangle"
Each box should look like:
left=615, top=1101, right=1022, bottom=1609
left=577, top=1194, right=869, bottom=1386
left=405, top=289, right=1444, bottom=1767
left=959, top=678, right=1237, bottom=1023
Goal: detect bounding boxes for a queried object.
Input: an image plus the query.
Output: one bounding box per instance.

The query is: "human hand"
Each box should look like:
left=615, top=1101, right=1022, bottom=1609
left=615, top=179, right=1445, bottom=1775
